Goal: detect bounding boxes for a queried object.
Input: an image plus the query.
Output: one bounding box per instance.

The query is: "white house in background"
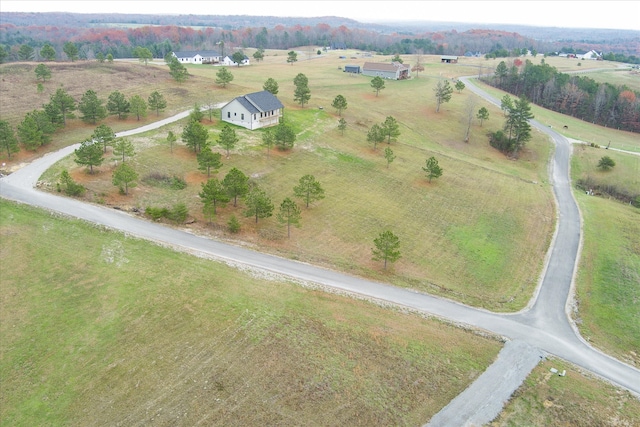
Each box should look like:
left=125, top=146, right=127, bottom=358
left=580, top=50, right=603, bottom=60
left=221, top=91, right=284, bottom=130
left=222, top=55, right=250, bottom=66
left=172, top=50, right=221, bottom=64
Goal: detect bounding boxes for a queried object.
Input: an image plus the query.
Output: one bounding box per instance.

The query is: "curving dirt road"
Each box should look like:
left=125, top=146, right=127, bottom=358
left=1, top=88, right=638, bottom=424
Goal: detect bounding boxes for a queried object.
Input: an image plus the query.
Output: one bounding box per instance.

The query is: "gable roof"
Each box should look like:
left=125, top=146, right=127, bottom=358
left=173, top=50, right=221, bottom=58
left=363, top=62, right=409, bottom=72
left=229, top=91, right=284, bottom=114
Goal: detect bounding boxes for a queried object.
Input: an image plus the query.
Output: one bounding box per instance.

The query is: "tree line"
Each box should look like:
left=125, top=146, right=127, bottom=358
left=483, top=60, right=640, bottom=133
left=0, top=22, right=600, bottom=63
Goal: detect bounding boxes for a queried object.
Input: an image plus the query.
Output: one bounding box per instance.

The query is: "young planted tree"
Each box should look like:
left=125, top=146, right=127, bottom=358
left=384, top=147, right=396, bottom=168
left=500, top=94, right=513, bottom=116
left=243, top=185, right=274, bottom=224
left=34, top=63, right=51, bottom=82
left=502, top=96, right=534, bottom=156
left=74, top=139, right=104, bottom=173
left=231, top=51, right=246, bottom=66
left=78, top=89, right=107, bottom=124
left=274, top=122, right=296, bottom=150
left=189, top=103, right=205, bottom=123
left=217, top=125, right=238, bottom=158
left=331, top=94, right=348, bottom=116
left=371, top=76, right=385, bottom=97
left=261, top=128, right=275, bottom=156
left=129, top=95, right=147, bottom=121
left=197, top=147, right=223, bottom=177
left=477, top=107, right=490, bottom=126
left=423, top=156, right=443, bottom=182
left=17, top=110, right=56, bottom=151
left=112, top=162, right=138, bottom=195
left=597, top=156, right=616, bottom=171
left=367, top=123, right=384, bottom=150
left=40, top=44, right=56, bottom=61
left=58, top=169, right=85, bottom=196
left=381, top=116, right=400, bottom=144
left=434, top=80, right=453, bottom=113
left=412, top=49, right=424, bottom=78
left=166, top=130, right=176, bottom=153
left=222, top=167, right=249, bottom=206
left=263, top=77, right=279, bottom=95
left=277, top=197, right=302, bottom=238
left=91, top=124, right=115, bottom=153
left=199, top=178, right=229, bottom=222
left=253, top=49, right=265, bottom=62
left=293, top=73, right=311, bottom=107
left=47, top=88, right=76, bottom=127
left=372, top=230, right=401, bottom=270
left=287, top=50, right=298, bottom=65
left=455, top=80, right=466, bottom=93
left=113, top=138, right=135, bottom=163
left=133, top=46, right=153, bottom=65
left=182, top=120, right=209, bottom=153
left=215, top=67, right=234, bottom=88
left=338, top=118, right=347, bottom=136
left=18, top=45, right=35, bottom=61
left=107, top=90, right=130, bottom=119
left=293, top=174, right=325, bottom=208
left=63, top=41, right=79, bottom=61
left=148, top=91, right=167, bottom=117
left=168, top=57, right=189, bottom=82
left=0, top=120, right=19, bottom=158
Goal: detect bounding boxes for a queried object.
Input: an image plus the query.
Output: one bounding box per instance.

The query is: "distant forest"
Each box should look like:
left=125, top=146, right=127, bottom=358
left=1, top=12, right=639, bottom=63
left=483, top=60, right=640, bottom=133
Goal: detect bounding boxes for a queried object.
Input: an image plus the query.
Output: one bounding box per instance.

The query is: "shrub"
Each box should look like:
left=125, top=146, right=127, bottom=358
left=169, top=203, right=188, bottom=223
left=489, top=130, right=516, bottom=155
left=597, top=156, right=615, bottom=171
left=145, top=203, right=189, bottom=223
left=58, top=169, right=85, bottom=197
left=142, top=172, right=187, bottom=190
left=228, top=214, right=240, bottom=233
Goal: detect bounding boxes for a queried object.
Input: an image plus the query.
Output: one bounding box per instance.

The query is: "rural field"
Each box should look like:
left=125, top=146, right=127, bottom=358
left=0, top=199, right=502, bottom=426
left=1, top=48, right=639, bottom=424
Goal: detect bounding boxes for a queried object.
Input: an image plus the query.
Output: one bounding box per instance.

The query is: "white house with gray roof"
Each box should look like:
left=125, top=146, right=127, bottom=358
left=172, top=50, right=221, bottom=64
left=221, top=91, right=284, bottom=130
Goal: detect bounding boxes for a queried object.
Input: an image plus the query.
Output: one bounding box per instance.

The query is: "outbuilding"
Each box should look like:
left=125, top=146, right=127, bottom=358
left=441, top=55, right=459, bottom=63
left=362, top=62, right=410, bottom=80
left=344, top=65, right=361, bottom=74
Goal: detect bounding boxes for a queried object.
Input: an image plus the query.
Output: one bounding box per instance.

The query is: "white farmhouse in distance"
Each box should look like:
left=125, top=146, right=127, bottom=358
left=220, top=91, right=283, bottom=130
left=172, top=50, right=222, bottom=64
left=222, top=55, right=250, bottom=67
left=580, top=50, right=603, bottom=60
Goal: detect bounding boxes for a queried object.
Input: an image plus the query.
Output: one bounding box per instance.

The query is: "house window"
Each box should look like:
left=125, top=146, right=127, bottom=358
left=227, top=112, right=230, bottom=118
left=241, top=113, right=244, bottom=120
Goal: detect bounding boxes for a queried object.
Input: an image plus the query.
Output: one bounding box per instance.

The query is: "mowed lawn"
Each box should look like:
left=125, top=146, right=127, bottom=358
left=0, top=200, right=501, bottom=426
left=25, top=51, right=558, bottom=311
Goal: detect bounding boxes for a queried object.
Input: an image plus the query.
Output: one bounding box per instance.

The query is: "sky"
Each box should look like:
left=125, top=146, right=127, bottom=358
left=2, top=0, right=639, bottom=31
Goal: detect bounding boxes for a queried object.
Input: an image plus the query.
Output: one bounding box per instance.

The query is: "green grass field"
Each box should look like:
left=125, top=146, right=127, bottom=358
left=22, top=51, right=560, bottom=311
left=0, top=200, right=501, bottom=426
left=490, top=357, right=640, bottom=426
